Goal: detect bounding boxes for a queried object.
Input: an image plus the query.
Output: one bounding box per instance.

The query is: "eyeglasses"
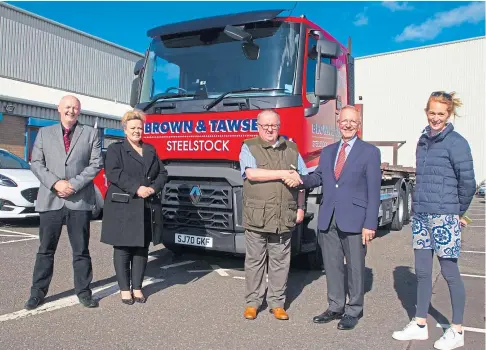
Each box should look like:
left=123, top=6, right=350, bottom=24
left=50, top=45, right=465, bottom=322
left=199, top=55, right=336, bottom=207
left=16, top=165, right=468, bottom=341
left=431, top=91, right=452, bottom=101
left=337, top=119, right=359, bottom=126
left=258, top=123, right=280, bottom=130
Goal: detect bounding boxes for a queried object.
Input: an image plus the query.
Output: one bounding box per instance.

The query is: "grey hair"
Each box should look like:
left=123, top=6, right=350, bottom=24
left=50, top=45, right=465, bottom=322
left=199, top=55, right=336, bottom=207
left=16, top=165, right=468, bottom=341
left=339, top=105, right=361, bottom=120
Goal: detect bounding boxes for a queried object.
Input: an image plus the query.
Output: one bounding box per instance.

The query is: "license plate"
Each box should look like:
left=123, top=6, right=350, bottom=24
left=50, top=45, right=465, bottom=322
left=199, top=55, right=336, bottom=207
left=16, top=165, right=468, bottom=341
left=175, top=233, right=213, bottom=248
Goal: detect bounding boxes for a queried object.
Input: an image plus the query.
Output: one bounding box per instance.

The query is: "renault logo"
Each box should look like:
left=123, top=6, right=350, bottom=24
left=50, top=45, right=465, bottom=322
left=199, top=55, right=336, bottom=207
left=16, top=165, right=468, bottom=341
left=189, top=185, right=202, bottom=205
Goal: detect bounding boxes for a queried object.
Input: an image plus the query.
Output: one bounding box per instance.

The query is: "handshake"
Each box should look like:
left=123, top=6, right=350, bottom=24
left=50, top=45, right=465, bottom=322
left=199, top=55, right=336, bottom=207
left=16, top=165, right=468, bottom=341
left=281, top=170, right=303, bottom=188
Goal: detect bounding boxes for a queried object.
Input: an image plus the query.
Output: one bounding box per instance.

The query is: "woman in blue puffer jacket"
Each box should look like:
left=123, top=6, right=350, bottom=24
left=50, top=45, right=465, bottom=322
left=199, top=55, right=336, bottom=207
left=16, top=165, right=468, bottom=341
left=393, top=91, right=476, bottom=350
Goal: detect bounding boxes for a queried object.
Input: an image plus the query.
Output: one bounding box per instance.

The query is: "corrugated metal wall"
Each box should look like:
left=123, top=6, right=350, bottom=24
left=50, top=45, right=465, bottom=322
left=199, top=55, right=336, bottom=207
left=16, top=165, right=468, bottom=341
left=0, top=3, right=143, bottom=105
left=0, top=98, right=122, bottom=129
left=355, top=37, right=485, bottom=182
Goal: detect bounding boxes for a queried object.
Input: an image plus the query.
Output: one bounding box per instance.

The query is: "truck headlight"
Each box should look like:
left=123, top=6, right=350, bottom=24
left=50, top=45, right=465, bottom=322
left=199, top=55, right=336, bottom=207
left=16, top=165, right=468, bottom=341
left=0, top=174, right=17, bottom=187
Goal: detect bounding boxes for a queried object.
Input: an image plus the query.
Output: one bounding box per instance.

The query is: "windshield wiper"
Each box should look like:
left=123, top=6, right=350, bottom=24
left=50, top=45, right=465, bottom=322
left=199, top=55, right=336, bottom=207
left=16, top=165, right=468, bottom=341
left=204, top=88, right=286, bottom=111
left=142, top=93, right=196, bottom=112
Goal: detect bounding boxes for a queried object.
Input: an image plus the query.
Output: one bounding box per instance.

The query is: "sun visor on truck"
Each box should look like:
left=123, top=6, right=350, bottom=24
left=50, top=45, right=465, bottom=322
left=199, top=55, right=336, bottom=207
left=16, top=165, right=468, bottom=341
left=147, top=9, right=285, bottom=38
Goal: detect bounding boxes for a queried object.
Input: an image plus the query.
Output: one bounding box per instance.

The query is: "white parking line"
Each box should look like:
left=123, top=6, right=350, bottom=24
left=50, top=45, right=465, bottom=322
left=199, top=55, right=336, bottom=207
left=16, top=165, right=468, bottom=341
left=462, top=250, right=486, bottom=254
left=160, top=261, right=195, bottom=269
left=0, top=277, right=164, bottom=322
left=0, top=237, right=38, bottom=245
left=436, top=323, right=486, bottom=334
left=0, top=234, right=32, bottom=238
left=460, top=274, right=485, bottom=279
left=467, top=226, right=485, bottom=228
left=233, top=276, right=269, bottom=282
left=187, top=265, right=232, bottom=277
left=0, top=228, right=37, bottom=238
left=147, top=254, right=164, bottom=262
left=187, top=269, right=214, bottom=273
left=210, top=265, right=229, bottom=277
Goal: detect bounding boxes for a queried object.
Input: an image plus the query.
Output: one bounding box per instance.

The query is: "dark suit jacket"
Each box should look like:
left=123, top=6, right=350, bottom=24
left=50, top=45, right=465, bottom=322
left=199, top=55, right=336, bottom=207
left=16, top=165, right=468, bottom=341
left=301, top=137, right=382, bottom=233
left=100, top=139, right=168, bottom=247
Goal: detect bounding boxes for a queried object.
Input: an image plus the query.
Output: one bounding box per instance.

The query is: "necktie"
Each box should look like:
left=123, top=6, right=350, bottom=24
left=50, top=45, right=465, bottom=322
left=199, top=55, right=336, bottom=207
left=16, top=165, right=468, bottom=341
left=334, top=142, right=348, bottom=179
left=63, top=128, right=71, bottom=153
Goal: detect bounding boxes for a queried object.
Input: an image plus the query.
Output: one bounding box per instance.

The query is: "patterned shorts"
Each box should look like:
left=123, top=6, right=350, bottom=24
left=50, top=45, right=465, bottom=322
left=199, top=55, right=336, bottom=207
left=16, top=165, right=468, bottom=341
left=412, top=213, right=462, bottom=259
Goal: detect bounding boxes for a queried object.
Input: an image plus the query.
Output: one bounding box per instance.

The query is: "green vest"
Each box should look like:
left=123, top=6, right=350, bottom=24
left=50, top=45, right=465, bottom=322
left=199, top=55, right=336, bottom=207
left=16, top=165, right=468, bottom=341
left=242, top=136, right=300, bottom=234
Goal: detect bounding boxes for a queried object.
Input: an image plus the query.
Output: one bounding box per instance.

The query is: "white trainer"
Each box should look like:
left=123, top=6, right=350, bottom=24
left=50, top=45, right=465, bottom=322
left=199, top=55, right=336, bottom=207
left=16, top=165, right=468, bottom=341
left=434, top=327, right=464, bottom=350
left=392, top=318, right=429, bottom=341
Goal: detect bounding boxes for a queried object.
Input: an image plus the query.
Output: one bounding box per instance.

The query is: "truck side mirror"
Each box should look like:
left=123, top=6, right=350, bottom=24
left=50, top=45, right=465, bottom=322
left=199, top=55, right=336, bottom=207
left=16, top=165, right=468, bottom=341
left=134, top=58, right=144, bottom=76
left=317, top=39, right=340, bottom=59
left=314, top=39, right=340, bottom=100
left=130, top=77, right=140, bottom=108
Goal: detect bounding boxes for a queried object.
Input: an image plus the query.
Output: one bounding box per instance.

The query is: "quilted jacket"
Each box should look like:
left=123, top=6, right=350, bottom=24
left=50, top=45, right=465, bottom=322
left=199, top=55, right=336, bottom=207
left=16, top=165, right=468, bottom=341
left=413, top=123, right=476, bottom=216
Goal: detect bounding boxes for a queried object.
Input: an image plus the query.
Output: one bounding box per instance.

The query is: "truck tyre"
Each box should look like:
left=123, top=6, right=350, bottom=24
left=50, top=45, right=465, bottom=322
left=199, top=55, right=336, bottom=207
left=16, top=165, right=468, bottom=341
left=403, top=183, right=413, bottom=224
left=390, top=187, right=405, bottom=231
left=291, top=241, right=323, bottom=270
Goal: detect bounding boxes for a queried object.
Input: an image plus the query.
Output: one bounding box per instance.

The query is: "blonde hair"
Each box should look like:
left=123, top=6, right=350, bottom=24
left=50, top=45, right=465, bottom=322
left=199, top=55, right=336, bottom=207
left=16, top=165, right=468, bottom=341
left=121, top=110, right=146, bottom=129
left=425, top=91, right=463, bottom=118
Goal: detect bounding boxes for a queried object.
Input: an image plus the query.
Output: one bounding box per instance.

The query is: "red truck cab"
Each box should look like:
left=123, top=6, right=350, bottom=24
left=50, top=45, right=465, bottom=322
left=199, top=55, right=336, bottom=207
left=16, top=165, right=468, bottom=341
left=129, top=9, right=353, bottom=268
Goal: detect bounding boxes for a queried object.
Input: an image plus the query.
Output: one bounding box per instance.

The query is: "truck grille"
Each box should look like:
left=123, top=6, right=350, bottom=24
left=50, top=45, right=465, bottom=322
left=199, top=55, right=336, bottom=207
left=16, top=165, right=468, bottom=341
left=162, top=207, right=233, bottom=230
left=21, top=188, right=39, bottom=203
left=162, top=183, right=232, bottom=209
left=161, top=182, right=233, bottom=230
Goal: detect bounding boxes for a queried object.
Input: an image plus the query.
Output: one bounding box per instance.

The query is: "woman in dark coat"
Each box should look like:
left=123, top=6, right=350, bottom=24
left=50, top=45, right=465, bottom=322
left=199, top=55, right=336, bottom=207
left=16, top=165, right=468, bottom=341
left=392, top=92, right=476, bottom=349
left=101, top=110, right=167, bottom=305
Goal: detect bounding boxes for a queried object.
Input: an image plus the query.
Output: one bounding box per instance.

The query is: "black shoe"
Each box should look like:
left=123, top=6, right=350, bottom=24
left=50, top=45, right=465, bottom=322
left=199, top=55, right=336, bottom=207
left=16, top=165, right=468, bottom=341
left=24, top=296, right=43, bottom=310
left=78, top=295, right=99, bottom=308
left=133, top=296, right=146, bottom=304
left=312, top=309, right=344, bottom=324
left=337, top=314, right=359, bottom=330
left=121, top=298, right=134, bottom=305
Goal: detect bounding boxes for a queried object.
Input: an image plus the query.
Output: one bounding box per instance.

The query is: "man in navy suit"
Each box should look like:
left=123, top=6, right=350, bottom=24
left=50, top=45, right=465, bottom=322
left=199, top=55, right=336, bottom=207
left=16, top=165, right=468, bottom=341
left=285, top=105, right=381, bottom=330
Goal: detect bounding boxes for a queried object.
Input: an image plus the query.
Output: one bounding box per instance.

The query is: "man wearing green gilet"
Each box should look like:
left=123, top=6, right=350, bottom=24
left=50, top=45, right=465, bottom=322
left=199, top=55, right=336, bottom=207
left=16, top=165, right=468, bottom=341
left=239, top=109, right=307, bottom=321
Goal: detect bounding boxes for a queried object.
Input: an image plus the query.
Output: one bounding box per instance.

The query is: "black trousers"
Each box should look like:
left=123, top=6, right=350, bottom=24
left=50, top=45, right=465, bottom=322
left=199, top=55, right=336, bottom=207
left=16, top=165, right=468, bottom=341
left=113, top=207, right=151, bottom=291
left=113, top=246, right=149, bottom=291
left=30, top=207, right=93, bottom=299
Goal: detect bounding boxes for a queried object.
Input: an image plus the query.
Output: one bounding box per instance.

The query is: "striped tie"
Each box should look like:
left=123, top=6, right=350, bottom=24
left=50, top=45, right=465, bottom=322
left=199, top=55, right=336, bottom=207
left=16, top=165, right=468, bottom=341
left=334, top=142, right=348, bottom=179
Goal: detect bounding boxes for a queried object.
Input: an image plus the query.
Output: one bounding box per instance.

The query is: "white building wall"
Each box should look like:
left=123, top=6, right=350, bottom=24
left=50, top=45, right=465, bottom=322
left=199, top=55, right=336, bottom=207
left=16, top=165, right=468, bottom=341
left=355, top=37, right=485, bottom=182
left=0, top=77, right=133, bottom=118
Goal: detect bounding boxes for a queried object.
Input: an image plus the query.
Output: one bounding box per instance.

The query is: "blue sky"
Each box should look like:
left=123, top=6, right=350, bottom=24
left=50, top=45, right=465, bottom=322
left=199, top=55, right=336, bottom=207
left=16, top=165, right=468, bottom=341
left=8, top=1, right=486, bottom=57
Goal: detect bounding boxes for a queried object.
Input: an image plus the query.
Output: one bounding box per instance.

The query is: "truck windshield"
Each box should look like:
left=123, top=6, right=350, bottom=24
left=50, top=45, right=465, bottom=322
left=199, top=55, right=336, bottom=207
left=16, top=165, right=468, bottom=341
left=139, top=20, right=300, bottom=104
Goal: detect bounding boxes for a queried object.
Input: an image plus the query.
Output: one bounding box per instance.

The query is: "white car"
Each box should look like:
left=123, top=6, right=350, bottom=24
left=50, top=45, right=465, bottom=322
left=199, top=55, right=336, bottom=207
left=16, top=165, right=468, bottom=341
left=0, top=149, right=40, bottom=219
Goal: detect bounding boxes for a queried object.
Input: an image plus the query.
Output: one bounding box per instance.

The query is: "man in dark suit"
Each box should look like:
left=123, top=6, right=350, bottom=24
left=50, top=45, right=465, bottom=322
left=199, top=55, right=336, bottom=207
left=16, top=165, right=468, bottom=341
left=285, top=105, right=381, bottom=330
left=25, top=95, right=103, bottom=310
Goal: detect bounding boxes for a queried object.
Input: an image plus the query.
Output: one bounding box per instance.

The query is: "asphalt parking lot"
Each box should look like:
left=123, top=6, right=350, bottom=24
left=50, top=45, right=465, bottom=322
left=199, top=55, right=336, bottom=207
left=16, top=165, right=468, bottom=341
left=0, top=198, right=484, bottom=350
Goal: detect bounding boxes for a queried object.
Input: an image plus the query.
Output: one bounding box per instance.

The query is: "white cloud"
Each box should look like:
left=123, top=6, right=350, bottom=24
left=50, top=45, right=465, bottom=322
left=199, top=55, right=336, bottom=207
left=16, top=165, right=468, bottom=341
left=395, top=2, right=485, bottom=42
left=382, top=1, right=414, bottom=12
left=354, top=12, right=369, bottom=26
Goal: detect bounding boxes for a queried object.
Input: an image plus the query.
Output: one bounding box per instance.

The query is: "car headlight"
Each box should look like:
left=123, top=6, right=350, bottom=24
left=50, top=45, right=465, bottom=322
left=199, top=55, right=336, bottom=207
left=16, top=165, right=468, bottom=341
left=0, top=174, right=17, bottom=187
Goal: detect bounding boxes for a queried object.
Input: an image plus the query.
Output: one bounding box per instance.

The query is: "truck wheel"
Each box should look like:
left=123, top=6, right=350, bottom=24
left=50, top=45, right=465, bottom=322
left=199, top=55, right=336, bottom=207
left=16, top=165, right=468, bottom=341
left=403, top=183, right=413, bottom=224
left=390, top=188, right=405, bottom=231
left=291, top=241, right=323, bottom=270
